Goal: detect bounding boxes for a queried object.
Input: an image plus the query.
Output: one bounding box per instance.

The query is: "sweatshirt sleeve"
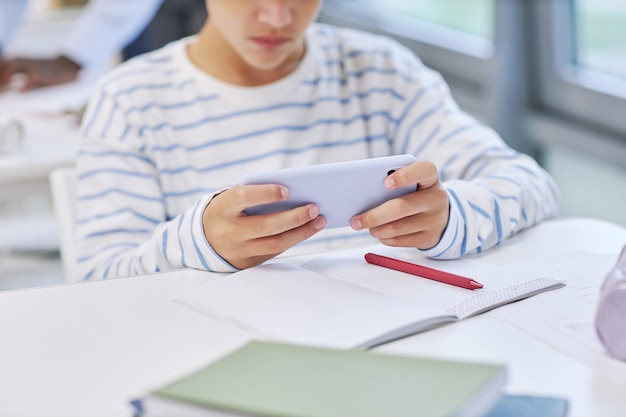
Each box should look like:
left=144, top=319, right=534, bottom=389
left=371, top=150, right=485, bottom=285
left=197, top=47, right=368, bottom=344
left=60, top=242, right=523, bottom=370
left=74, top=80, right=238, bottom=281
left=61, top=0, right=163, bottom=68
left=0, top=0, right=28, bottom=52
left=389, top=49, right=559, bottom=259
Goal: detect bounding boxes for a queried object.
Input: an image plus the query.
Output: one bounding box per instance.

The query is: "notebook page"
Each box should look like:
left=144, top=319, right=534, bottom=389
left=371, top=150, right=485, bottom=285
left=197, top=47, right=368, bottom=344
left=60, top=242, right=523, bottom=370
left=175, top=263, right=455, bottom=350
left=302, top=247, right=564, bottom=319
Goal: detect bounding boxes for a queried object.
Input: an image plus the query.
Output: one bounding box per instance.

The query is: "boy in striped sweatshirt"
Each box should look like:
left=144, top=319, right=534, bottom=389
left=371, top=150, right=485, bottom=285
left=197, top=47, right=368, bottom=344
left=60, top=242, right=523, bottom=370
left=75, top=0, right=559, bottom=281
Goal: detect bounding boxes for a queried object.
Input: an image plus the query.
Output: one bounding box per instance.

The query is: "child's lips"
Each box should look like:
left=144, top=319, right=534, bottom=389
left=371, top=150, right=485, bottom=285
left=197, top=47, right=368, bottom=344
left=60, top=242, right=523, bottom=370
left=250, top=36, right=290, bottom=48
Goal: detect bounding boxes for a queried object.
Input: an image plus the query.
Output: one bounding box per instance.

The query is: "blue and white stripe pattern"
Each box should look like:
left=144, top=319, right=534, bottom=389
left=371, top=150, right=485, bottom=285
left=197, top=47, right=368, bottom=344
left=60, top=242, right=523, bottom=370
left=75, top=23, right=559, bottom=280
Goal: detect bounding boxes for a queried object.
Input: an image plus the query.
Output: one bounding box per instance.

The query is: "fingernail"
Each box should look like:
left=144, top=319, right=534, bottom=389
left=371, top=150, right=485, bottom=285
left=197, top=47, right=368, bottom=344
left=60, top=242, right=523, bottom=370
left=384, top=176, right=395, bottom=188
left=314, top=216, right=326, bottom=230
left=309, top=205, right=319, bottom=219
left=351, top=217, right=362, bottom=230
left=280, top=186, right=290, bottom=199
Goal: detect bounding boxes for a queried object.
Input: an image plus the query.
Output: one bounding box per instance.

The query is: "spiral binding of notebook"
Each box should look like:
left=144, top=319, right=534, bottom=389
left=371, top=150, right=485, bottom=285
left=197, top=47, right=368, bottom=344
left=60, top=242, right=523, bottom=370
left=447, top=277, right=565, bottom=319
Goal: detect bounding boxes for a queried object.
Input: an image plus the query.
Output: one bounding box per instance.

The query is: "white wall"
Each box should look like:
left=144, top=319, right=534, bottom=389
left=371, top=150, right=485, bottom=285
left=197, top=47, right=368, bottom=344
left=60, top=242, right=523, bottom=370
left=544, top=144, right=626, bottom=228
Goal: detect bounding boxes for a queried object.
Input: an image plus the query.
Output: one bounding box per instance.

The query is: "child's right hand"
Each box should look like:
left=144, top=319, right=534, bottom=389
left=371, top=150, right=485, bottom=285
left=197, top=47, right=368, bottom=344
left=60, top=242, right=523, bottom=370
left=202, top=184, right=326, bottom=270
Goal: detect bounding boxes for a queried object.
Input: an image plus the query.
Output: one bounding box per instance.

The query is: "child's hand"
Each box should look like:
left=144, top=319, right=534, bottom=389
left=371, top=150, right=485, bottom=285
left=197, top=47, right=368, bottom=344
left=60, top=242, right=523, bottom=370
left=203, top=184, right=326, bottom=269
left=350, top=160, right=449, bottom=250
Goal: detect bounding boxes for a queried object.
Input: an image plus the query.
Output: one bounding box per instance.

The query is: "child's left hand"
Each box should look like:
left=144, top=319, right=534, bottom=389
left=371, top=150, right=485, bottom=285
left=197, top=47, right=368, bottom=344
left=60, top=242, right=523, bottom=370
left=350, top=160, right=449, bottom=250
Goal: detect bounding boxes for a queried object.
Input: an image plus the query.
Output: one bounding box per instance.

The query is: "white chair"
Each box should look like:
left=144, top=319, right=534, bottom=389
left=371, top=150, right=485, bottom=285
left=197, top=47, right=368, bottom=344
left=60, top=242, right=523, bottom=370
left=49, top=167, right=78, bottom=283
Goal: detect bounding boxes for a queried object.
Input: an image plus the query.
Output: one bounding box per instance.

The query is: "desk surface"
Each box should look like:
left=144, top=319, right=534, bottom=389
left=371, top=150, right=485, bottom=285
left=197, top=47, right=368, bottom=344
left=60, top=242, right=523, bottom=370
left=0, top=218, right=625, bottom=417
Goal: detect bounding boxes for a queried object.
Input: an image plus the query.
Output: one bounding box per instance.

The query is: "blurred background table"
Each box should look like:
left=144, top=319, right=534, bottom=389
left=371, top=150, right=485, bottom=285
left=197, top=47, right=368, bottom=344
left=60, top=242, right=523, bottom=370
left=0, top=2, right=106, bottom=289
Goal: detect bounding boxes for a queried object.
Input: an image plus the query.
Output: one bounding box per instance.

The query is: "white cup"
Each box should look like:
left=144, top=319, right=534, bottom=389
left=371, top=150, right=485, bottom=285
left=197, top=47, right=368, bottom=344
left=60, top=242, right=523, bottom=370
left=0, top=116, right=24, bottom=154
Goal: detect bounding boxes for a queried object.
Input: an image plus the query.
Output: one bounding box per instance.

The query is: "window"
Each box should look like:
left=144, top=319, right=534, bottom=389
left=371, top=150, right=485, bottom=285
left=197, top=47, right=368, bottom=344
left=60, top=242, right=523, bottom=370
left=576, top=0, right=626, bottom=80
left=322, top=0, right=494, bottom=57
left=320, top=0, right=496, bottom=122
left=321, top=0, right=626, bottom=165
left=373, top=0, right=494, bottom=40
left=531, top=0, right=626, bottom=158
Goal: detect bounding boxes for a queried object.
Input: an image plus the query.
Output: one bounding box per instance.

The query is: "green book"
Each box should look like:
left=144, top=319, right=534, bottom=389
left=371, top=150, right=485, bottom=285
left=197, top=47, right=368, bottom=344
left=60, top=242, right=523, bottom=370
left=142, top=341, right=507, bottom=417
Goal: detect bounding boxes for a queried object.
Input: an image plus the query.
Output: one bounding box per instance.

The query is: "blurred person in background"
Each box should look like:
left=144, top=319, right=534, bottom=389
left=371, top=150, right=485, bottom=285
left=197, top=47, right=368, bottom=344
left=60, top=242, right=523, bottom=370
left=0, top=0, right=206, bottom=91
left=123, top=0, right=207, bottom=61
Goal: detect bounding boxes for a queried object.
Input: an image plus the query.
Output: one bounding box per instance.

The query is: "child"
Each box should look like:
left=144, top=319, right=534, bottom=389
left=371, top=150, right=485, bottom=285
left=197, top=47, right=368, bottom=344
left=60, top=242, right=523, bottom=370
left=75, top=0, right=559, bottom=280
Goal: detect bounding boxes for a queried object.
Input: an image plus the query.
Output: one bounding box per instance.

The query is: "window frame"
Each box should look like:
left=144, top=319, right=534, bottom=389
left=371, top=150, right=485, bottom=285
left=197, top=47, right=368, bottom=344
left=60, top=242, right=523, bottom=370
left=320, top=0, right=626, bottom=168
left=531, top=0, right=626, bottom=136
left=527, top=0, right=626, bottom=168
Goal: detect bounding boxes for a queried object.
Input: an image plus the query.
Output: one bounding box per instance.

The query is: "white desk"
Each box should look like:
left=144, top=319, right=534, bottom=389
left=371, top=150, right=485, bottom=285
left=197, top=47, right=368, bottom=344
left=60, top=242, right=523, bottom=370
left=0, top=218, right=625, bottom=417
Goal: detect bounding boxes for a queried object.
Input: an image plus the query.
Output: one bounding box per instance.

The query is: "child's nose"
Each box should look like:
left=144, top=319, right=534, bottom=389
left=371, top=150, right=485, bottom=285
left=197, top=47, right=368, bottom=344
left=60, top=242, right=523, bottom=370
left=257, top=0, right=293, bottom=28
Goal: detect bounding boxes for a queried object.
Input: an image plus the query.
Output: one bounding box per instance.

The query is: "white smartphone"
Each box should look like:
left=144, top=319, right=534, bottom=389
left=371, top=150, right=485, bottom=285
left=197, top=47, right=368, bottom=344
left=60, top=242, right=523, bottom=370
left=239, top=154, right=417, bottom=229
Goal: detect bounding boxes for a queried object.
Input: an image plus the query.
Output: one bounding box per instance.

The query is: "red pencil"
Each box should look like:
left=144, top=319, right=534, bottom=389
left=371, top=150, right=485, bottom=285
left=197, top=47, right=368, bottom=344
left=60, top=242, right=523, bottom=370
left=364, top=253, right=483, bottom=290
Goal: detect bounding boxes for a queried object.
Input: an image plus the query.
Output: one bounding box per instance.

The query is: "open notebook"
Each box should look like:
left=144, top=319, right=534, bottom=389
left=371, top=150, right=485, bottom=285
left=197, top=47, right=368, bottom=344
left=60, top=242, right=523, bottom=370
left=176, top=247, right=565, bottom=349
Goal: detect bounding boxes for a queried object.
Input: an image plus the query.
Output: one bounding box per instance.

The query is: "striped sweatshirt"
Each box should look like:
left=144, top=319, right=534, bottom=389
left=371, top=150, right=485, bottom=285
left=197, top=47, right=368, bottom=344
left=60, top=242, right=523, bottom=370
left=75, top=23, right=559, bottom=281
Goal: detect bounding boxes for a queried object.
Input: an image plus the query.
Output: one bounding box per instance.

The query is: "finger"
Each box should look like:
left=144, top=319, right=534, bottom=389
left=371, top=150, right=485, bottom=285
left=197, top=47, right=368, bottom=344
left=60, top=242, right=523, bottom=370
left=7, top=60, right=55, bottom=91
left=19, top=74, right=41, bottom=92
left=385, top=160, right=438, bottom=190
left=379, top=230, right=431, bottom=248
left=249, top=216, right=327, bottom=257
left=237, top=203, right=323, bottom=240
left=369, top=207, right=448, bottom=249
left=217, top=184, right=290, bottom=217
left=223, top=216, right=326, bottom=270
left=369, top=207, right=444, bottom=235
left=368, top=212, right=425, bottom=241
left=378, top=221, right=446, bottom=249
left=351, top=192, right=422, bottom=230
left=355, top=180, right=449, bottom=232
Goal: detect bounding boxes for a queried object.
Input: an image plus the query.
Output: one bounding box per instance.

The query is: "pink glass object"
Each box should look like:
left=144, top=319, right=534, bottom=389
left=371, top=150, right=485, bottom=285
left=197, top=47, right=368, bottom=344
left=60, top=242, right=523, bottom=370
left=595, top=245, right=626, bottom=361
